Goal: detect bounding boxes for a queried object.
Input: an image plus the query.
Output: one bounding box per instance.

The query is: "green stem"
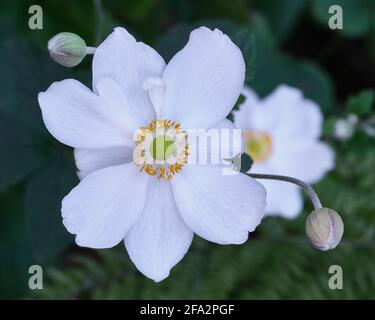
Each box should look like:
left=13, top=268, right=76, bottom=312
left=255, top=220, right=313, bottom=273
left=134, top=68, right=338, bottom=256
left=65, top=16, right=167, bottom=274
left=93, top=0, right=105, bottom=45
left=247, top=173, right=323, bottom=210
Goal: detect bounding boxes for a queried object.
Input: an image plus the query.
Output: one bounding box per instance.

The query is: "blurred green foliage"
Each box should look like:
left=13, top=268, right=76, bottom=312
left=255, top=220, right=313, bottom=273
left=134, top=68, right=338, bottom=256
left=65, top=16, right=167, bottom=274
left=312, top=0, right=373, bottom=37
left=250, top=0, right=306, bottom=43
left=347, top=89, right=374, bottom=116
left=0, top=0, right=374, bottom=299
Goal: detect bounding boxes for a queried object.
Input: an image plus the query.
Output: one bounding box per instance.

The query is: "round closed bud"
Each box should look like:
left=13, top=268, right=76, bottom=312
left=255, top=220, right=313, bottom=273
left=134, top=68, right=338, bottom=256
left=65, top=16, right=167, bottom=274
left=48, top=32, right=87, bottom=67
left=306, top=208, right=344, bottom=251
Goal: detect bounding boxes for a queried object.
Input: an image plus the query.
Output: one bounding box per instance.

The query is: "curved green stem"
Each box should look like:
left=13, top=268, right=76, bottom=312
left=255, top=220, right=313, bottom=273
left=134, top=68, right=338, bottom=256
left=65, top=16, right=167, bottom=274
left=247, top=173, right=322, bottom=210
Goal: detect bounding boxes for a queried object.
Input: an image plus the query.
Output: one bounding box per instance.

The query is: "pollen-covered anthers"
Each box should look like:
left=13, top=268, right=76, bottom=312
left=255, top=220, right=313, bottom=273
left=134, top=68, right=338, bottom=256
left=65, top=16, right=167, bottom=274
left=133, top=120, right=189, bottom=180
left=148, top=119, right=180, bottom=132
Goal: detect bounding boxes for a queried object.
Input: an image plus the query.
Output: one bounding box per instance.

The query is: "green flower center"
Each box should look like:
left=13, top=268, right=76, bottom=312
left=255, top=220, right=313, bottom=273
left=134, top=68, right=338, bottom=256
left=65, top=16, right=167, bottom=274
left=244, top=131, right=273, bottom=162
left=150, top=135, right=176, bottom=161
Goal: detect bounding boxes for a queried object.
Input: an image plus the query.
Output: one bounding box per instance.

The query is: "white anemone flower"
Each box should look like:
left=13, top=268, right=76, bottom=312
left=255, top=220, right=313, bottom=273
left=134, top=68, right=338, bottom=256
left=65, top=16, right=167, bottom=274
left=234, top=85, right=334, bottom=219
left=38, top=27, right=267, bottom=282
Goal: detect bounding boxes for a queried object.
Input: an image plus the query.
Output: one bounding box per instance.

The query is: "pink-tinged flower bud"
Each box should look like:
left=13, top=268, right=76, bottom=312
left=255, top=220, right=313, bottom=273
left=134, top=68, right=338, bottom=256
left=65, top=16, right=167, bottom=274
left=48, top=32, right=87, bottom=67
left=306, top=208, right=344, bottom=251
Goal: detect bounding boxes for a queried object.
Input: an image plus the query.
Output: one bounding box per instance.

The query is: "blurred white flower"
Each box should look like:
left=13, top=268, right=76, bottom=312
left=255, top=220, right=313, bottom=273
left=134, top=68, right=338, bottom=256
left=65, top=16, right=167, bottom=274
left=334, top=114, right=358, bottom=141
left=234, top=85, right=334, bottom=219
left=362, top=116, right=375, bottom=138
left=38, top=27, right=266, bottom=282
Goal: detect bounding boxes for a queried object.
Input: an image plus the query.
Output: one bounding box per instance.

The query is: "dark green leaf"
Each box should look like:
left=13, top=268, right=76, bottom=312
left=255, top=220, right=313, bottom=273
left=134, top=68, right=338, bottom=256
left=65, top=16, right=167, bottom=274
left=10, top=0, right=98, bottom=49
left=347, top=89, right=374, bottom=116
left=231, top=153, right=253, bottom=173
left=104, top=0, right=156, bottom=22
left=0, top=39, right=90, bottom=133
left=227, top=94, right=245, bottom=121
left=251, top=0, right=306, bottom=42
left=168, top=0, right=249, bottom=24
left=232, top=27, right=256, bottom=83
left=0, top=187, right=34, bottom=298
left=0, top=38, right=90, bottom=189
left=250, top=16, right=335, bottom=112
left=311, top=0, right=373, bottom=37
left=369, top=9, right=375, bottom=59
left=253, top=53, right=334, bottom=112
left=0, top=111, right=47, bottom=190
left=323, top=116, right=339, bottom=135
left=25, top=155, right=78, bottom=263
left=240, top=153, right=253, bottom=173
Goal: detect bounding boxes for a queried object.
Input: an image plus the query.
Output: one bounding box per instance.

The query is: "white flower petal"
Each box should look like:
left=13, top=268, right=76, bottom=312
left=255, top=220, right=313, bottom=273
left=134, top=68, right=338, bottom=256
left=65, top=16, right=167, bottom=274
left=172, top=165, right=266, bottom=244
left=95, top=77, right=149, bottom=132
left=142, top=77, right=165, bottom=119
left=236, top=85, right=323, bottom=140
left=62, top=163, right=149, bottom=248
left=262, top=84, right=303, bottom=111
left=162, top=27, right=245, bottom=129
left=125, top=180, right=193, bottom=282
left=74, top=147, right=133, bottom=179
left=263, top=85, right=322, bottom=139
left=234, top=86, right=261, bottom=131
left=93, top=27, right=166, bottom=124
left=235, top=85, right=304, bottom=134
left=270, top=141, right=335, bottom=183
left=260, top=180, right=303, bottom=219
left=274, top=103, right=323, bottom=141
left=38, top=79, right=133, bottom=149
left=212, top=118, right=243, bottom=159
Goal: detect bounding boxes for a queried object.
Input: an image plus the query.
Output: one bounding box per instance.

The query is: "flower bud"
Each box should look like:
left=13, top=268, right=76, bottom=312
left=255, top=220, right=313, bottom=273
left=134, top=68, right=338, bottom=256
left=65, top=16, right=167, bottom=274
left=48, top=32, right=87, bottom=67
left=306, top=208, right=344, bottom=251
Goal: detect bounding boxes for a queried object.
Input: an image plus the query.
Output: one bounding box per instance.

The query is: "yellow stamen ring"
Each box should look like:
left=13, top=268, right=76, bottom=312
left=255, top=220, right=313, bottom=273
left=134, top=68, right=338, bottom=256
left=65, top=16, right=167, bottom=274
left=133, top=120, right=189, bottom=180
